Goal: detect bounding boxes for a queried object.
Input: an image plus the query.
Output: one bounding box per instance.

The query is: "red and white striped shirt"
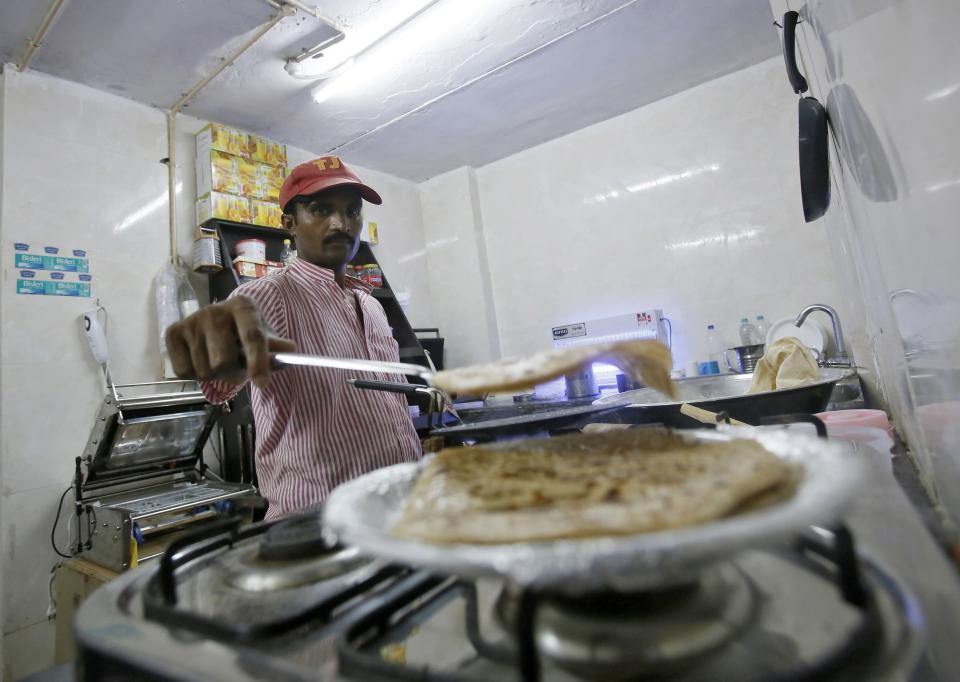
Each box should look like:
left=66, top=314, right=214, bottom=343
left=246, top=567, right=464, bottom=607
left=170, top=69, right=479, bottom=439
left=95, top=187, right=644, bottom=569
left=200, top=257, right=421, bottom=519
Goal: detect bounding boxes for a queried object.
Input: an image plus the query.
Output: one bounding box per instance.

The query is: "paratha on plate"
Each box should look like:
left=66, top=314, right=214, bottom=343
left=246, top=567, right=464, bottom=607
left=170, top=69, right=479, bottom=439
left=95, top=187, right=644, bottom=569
left=394, top=429, right=794, bottom=544
left=431, top=340, right=677, bottom=398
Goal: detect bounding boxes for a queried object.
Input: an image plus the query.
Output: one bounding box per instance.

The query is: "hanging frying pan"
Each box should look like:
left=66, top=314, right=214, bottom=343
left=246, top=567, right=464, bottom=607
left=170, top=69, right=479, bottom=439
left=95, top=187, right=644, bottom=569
left=782, top=11, right=830, bottom=223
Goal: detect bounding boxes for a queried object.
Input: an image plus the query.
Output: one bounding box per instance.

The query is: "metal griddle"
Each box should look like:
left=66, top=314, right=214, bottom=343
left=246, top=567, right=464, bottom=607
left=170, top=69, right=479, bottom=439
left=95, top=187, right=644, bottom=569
left=323, top=428, right=866, bottom=593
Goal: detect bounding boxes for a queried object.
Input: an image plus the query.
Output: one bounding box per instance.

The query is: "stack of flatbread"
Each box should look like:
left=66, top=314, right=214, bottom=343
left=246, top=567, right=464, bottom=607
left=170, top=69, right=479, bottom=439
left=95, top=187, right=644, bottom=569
left=394, top=429, right=794, bottom=544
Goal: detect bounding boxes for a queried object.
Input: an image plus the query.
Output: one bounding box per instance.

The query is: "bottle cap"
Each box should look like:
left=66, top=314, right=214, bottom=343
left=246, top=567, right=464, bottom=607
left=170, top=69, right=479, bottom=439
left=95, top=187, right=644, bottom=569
left=707, top=324, right=715, bottom=330
left=741, top=318, right=749, bottom=323
left=283, top=239, right=291, bottom=245
left=756, top=315, right=765, bottom=320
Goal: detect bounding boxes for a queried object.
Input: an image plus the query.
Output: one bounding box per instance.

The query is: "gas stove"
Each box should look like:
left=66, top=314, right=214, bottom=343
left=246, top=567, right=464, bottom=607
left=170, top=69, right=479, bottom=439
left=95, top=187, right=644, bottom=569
left=75, top=510, right=939, bottom=681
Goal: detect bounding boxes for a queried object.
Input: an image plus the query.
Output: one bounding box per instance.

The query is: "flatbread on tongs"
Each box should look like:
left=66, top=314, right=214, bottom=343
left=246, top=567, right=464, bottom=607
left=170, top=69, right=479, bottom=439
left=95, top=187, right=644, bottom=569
left=431, top=339, right=677, bottom=398
left=394, top=429, right=793, bottom=545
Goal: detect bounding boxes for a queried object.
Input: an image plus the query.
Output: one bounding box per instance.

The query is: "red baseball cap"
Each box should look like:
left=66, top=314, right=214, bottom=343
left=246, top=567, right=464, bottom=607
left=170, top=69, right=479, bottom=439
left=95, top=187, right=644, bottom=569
left=279, top=156, right=382, bottom=210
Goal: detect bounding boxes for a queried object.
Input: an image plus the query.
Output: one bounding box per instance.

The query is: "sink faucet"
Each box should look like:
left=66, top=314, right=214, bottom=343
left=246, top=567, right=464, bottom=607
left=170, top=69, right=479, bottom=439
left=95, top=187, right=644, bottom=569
left=794, top=304, right=851, bottom=366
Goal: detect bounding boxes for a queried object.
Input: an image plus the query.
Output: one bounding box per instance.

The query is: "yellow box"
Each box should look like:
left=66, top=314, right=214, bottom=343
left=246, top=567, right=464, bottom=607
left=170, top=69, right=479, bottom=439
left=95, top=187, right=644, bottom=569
left=196, top=122, right=249, bottom=158
left=195, top=150, right=240, bottom=197
left=249, top=135, right=287, bottom=166
left=258, top=164, right=286, bottom=202
left=251, top=199, right=283, bottom=228
left=237, top=157, right=262, bottom=199
left=197, top=191, right=251, bottom=225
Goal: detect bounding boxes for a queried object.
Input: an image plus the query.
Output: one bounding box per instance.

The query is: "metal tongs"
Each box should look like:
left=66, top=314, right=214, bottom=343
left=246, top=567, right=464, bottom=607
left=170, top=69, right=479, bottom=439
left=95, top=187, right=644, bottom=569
left=271, top=352, right=436, bottom=383
left=270, top=352, right=454, bottom=427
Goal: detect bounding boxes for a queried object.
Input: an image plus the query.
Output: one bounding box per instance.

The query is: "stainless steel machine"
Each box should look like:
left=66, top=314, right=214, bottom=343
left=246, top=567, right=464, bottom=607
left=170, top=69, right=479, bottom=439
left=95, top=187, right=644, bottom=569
left=74, top=380, right=257, bottom=571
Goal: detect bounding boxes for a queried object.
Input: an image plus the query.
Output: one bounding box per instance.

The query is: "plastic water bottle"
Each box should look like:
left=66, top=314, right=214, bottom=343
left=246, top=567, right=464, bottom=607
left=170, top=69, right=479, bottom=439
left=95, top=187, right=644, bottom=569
left=739, top=318, right=761, bottom=346
left=755, top=315, right=770, bottom=344
left=280, top=239, right=297, bottom=266
left=701, top=324, right=723, bottom=375
left=177, top=272, right=200, bottom=319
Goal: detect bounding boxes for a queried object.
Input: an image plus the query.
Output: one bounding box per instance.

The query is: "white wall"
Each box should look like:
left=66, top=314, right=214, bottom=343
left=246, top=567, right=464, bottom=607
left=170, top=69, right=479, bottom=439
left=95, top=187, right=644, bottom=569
left=419, top=167, right=500, bottom=369
left=0, top=66, right=431, bottom=680
left=469, top=57, right=843, bottom=370
left=776, top=0, right=960, bottom=529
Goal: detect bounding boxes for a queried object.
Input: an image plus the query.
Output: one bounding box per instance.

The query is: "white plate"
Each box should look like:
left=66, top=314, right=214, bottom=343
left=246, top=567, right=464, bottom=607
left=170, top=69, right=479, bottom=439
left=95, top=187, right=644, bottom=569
left=324, top=429, right=866, bottom=594
left=766, top=316, right=829, bottom=354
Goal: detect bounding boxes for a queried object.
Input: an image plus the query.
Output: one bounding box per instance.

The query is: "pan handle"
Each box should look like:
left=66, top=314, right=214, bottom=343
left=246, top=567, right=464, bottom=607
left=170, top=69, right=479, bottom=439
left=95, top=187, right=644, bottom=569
left=348, top=378, right=422, bottom=396
left=782, top=11, right=809, bottom=94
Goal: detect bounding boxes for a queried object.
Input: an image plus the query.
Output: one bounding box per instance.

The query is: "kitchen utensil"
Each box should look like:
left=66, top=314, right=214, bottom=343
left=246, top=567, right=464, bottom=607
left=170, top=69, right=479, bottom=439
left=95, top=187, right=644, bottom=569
left=268, top=338, right=674, bottom=398
left=594, top=367, right=854, bottom=428
left=724, top=344, right=765, bottom=373
left=324, top=428, right=865, bottom=593
left=429, top=403, right=620, bottom=441
left=782, top=10, right=831, bottom=222
left=766, top=316, right=828, bottom=355
left=680, top=403, right=750, bottom=427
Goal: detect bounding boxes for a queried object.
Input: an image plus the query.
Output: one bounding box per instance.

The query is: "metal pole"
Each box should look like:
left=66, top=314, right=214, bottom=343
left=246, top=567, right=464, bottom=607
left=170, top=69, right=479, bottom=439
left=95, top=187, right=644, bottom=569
left=16, top=0, right=68, bottom=72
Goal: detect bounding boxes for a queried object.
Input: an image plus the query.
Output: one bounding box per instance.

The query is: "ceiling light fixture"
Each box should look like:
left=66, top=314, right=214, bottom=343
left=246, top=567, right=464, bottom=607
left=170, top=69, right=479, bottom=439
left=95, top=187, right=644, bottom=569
left=310, top=0, right=503, bottom=103
left=287, top=0, right=438, bottom=81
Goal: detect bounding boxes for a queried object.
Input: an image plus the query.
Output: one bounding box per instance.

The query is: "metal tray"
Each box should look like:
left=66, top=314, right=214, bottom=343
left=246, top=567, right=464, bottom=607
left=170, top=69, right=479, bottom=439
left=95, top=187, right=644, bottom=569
left=593, top=367, right=856, bottom=427
left=324, top=428, right=865, bottom=593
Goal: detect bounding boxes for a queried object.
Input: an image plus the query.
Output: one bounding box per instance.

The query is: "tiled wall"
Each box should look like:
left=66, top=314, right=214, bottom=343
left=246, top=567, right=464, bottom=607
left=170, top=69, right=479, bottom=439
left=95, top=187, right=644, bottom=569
left=423, top=57, right=845, bottom=371
left=775, top=0, right=960, bottom=527
left=419, top=167, right=500, bottom=369
left=0, top=67, right=432, bottom=679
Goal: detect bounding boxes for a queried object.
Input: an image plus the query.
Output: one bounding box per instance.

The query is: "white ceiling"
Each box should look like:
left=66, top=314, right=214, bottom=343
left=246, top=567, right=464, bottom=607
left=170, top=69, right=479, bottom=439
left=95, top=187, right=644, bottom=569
left=0, top=0, right=780, bottom=181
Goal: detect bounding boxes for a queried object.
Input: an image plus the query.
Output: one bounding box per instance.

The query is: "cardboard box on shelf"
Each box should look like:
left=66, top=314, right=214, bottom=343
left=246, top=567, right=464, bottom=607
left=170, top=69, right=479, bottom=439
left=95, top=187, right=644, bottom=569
left=233, top=256, right=268, bottom=279
left=259, top=163, right=286, bottom=202
left=237, top=157, right=262, bottom=199
left=196, top=122, right=249, bottom=158
left=251, top=199, right=283, bottom=228
left=196, top=149, right=241, bottom=198
left=249, top=134, right=287, bottom=166
left=197, top=191, right=251, bottom=225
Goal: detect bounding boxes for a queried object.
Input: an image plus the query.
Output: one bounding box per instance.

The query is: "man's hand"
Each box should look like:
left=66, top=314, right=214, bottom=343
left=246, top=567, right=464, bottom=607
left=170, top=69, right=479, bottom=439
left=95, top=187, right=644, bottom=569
left=166, top=296, right=296, bottom=388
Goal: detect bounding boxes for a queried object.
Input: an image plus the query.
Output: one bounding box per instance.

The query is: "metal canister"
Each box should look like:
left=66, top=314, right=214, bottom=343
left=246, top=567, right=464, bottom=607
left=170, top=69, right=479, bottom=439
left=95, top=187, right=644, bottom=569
left=191, top=226, right=222, bottom=273
left=565, top=364, right=599, bottom=399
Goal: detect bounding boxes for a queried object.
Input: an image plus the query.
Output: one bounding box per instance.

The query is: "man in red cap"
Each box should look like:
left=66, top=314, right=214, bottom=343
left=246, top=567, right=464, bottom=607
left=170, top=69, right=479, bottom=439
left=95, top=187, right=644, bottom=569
left=167, top=157, right=421, bottom=519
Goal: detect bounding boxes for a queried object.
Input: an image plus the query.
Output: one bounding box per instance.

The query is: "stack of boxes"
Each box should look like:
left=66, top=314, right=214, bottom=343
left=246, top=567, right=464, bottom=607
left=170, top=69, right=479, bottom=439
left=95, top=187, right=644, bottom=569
left=195, top=123, right=288, bottom=228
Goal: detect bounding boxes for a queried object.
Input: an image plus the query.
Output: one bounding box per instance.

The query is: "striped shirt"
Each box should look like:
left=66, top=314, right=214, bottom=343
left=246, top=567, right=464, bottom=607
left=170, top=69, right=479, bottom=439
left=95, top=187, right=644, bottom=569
left=200, top=257, right=421, bottom=519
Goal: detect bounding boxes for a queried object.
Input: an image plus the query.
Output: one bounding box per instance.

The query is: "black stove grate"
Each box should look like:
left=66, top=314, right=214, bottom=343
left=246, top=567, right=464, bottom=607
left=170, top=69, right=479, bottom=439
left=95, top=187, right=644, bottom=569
left=142, top=516, right=408, bottom=643
left=333, top=524, right=897, bottom=682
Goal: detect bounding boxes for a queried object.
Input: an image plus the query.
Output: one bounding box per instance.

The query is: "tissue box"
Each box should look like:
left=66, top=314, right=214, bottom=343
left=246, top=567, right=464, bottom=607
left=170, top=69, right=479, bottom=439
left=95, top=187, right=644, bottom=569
left=197, top=191, right=251, bottom=225
left=250, top=199, right=283, bottom=228
left=249, top=134, right=287, bottom=166
left=196, top=122, right=249, bottom=158
left=196, top=150, right=241, bottom=198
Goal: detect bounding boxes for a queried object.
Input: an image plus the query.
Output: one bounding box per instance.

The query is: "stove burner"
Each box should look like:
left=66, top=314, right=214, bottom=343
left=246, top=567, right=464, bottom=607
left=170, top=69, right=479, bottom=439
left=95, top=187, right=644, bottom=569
left=496, top=564, right=755, bottom=680
left=259, top=511, right=329, bottom=560
left=220, top=544, right=372, bottom=592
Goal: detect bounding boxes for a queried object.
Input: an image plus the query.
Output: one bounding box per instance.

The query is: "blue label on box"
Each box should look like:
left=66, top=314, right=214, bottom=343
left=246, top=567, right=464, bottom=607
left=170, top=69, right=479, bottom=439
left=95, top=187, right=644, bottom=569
left=13, top=253, right=88, bottom=272
left=49, top=256, right=89, bottom=272
left=17, top=280, right=46, bottom=294
left=51, top=272, right=64, bottom=280
left=73, top=249, right=86, bottom=257
left=14, top=243, right=29, bottom=251
left=79, top=274, right=92, bottom=282
left=14, top=254, right=44, bottom=268
left=20, top=270, right=35, bottom=278
left=43, top=246, right=59, bottom=254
